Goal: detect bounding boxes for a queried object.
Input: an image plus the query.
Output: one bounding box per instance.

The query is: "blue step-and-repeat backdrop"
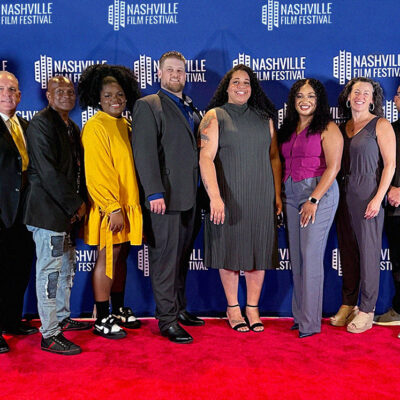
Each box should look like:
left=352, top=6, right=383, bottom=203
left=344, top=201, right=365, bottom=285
left=2, top=0, right=400, bottom=317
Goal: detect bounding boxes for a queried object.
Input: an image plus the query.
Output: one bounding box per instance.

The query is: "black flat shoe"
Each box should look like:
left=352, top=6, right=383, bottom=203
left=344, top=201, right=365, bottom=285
left=299, top=331, right=318, bottom=338
left=0, top=335, right=10, bottom=353
left=290, top=323, right=299, bottom=330
left=161, top=323, right=193, bottom=344
left=178, top=311, right=205, bottom=326
left=3, top=322, right=38, bottom=336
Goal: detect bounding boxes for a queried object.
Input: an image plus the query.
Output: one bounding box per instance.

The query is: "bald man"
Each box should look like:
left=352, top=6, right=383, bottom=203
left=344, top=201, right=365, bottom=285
left=24, top=76, right=90, bottom=355
left=0, top=71, right=37, bottom=354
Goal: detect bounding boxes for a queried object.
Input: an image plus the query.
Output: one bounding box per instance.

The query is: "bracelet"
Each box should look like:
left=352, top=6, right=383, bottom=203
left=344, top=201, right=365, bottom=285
left=308, top=196, right=319, bottom=205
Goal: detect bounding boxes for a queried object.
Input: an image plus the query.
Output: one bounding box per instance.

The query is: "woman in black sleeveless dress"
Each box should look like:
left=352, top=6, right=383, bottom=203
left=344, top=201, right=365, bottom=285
left=199, top=65, right=281, bottom=332
left=331, top=77, right=396, bottom=333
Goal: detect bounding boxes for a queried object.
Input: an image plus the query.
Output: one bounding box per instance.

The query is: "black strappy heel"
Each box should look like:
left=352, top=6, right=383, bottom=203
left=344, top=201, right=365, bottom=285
left=226, top=304, right=249, bottom=332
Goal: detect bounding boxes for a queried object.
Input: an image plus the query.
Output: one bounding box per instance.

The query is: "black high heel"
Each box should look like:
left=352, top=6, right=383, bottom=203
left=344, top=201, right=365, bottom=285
left=245, top=305, right=264, bottom=332
left=226, top=304, right=249, bottom=332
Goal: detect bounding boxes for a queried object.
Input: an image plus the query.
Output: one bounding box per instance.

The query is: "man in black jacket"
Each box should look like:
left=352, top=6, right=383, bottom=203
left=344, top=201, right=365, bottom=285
left=132, top=51, right=204, bottom=344
left=0, top=71, right=37, bottom=354
left=24, top=76, right=90, bottom=355
left=375, top=85, right=400, bottom=334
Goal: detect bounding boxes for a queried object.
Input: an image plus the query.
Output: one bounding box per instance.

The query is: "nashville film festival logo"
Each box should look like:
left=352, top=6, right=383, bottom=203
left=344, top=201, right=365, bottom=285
left=108, top=0, right=178, bottom=31
left=277, top=247, right=291, bottom=270
left=81, top=107, right=97, bottom=126
left=332, top=248, right=342, bottom=276
left=16, top=110, right=38, bottom=121
left=332, top=248, right=392, bottom=276
left=81, top=107, right=131, bottom=126
left=233, top=53, right=306, bottom=81
left=76, top=249, right=98, bottom=272
left=138, top=246, right=207, bottom=275
left=277, top=103, right=287, bottom=128
left=384, top=100, right=399, bottom=123
left=333, top=50, right=400, bottom=85
left=261, top=0, right=333, bottom=31
left=1, top=2, right=53, bottom=25
left=133, top=55, right=206, bottom=90
left=1, top=60, right=8, bottom=70
left=34, top=55, right=107, bottom=89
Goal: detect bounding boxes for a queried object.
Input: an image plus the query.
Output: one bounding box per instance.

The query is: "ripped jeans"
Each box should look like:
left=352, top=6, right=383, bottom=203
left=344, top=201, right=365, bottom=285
left=27, top=226, right=76, bottom=338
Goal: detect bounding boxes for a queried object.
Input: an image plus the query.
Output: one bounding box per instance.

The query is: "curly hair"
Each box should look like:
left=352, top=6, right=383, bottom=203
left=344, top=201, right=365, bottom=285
left=338, top=77, right=384, bottom=120
left=278, top=78, right=332, bottom=143
left=78, top=64, right=140, bottom=111
left=206, top=64, right=276, bottom=122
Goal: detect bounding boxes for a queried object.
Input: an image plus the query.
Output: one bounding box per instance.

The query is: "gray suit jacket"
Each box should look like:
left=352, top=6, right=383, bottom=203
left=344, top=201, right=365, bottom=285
left=131, top=90, right=200, bottom=212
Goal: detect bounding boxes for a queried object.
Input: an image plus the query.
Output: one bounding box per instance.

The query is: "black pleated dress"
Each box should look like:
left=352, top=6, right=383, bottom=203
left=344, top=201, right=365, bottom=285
left=204, top=102, right=278, bottom=271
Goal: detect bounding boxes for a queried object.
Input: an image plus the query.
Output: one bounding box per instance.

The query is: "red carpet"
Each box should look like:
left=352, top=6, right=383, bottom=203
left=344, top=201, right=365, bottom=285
left=1, top=318, right=400, bottom=400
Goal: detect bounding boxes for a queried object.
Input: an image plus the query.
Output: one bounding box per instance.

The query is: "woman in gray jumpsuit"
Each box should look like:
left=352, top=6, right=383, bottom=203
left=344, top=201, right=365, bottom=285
left=331, top=77, right=396, bottom=333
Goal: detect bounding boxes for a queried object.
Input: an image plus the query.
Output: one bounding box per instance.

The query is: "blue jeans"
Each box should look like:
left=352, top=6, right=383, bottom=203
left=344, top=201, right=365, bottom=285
left=27, top=226, right=76, bottom=338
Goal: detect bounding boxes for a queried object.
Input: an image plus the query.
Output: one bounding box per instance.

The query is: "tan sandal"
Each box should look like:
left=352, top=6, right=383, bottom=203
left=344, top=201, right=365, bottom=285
left=347, top=311, right=374, bottom=333
left=330, top=305, right=358, bottom=327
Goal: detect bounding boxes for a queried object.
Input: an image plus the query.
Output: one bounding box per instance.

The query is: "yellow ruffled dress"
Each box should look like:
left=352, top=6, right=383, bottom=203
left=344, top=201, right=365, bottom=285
left=81, top=111, right=142, bottom=278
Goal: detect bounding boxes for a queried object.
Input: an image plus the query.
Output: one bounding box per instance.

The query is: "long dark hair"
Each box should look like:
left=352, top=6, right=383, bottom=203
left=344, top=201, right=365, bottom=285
left=278, top=78, right=332, bottom=144
left=206, top=64, right=276, bottom=122
left=338, top=77, right=384, bottom=121
left=78, top=64, right=140, bottom=111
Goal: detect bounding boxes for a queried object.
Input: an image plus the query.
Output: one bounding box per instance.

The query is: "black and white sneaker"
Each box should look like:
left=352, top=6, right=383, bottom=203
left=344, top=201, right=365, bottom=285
left=93, top=315, right=127, bottom=339
left=41, top=333, right=82, bottom=355
left=60, top=317, right=91, bottom=331
left=113, top=307, right=141, bottom=329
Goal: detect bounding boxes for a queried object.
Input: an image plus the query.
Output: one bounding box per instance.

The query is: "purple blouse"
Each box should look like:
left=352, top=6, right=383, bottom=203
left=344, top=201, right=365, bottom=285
left=280, top=127, right=326, bottom=182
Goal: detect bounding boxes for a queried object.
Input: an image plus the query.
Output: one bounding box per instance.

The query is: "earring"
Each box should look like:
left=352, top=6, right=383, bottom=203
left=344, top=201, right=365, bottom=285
left=346, top=100, right=351, bottom=108
left=369, top=103, right=375, bottom=112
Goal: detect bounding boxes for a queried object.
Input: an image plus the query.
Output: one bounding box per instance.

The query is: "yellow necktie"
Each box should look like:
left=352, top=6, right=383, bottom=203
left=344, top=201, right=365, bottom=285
left=9, top=118, right=29, bottom=171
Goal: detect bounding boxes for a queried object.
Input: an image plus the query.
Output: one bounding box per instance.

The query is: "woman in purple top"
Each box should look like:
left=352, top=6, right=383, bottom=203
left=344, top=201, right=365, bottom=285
left=279, top=79, right=343, bottom=338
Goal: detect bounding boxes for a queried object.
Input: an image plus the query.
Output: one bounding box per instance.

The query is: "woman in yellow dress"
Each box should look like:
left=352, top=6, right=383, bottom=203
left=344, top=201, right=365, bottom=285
left=78, top=64, right=142, bottom=339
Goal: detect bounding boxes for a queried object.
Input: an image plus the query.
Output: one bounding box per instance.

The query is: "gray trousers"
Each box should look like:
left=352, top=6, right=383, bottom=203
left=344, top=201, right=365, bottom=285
left=283, top=177, right=339, bottom=333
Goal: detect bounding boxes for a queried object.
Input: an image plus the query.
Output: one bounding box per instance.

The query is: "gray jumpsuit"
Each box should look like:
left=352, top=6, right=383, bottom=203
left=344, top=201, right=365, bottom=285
left=336, top=117, right=383, bottom=313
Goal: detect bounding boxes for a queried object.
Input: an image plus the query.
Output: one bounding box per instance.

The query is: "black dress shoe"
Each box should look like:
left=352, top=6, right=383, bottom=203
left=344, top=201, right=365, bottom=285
left=161, top=323, right=193, bottom=344
left=0, top=335, right=10, bottom=353
left=178, top=311, right=205, bottom=326
left=290, top=323, right=299, bottom=330
left=299, top=331, right=318, bottom=338
left=3, top=322, right=38, bottom=336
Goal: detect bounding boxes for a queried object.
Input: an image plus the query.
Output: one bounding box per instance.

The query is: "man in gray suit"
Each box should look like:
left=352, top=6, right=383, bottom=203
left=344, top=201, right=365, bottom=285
left=132, top=51, right=204, bottom=343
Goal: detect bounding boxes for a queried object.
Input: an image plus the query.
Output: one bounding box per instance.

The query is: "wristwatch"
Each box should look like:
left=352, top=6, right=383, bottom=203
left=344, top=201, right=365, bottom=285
left=308, top=196, right=319, bottom=205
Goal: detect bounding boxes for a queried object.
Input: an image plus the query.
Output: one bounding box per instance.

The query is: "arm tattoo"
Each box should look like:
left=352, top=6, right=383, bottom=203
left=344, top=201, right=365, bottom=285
left=200, top=133, right=210, bottom=142
left=199, top=112, right=216, bottom=134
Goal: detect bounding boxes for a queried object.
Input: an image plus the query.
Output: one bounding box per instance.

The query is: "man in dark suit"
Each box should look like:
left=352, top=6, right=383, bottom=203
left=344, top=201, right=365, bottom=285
left=132, top=51, right=204, bottom=343
left=24, top=76, right=90, bottom=355
left=375, top=84, right=400, bottom=335
left=0, top=71, right=37, bottom=354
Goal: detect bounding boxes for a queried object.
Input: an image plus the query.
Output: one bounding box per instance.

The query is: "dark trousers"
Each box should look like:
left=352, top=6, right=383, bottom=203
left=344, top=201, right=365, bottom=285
left=336, top=193, right=384, bottom=313
left=0, top=209, right=35, bottom=333
left=144, top=207, right=196, bottom=331
left=385, top=215, right=400, bottom=313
